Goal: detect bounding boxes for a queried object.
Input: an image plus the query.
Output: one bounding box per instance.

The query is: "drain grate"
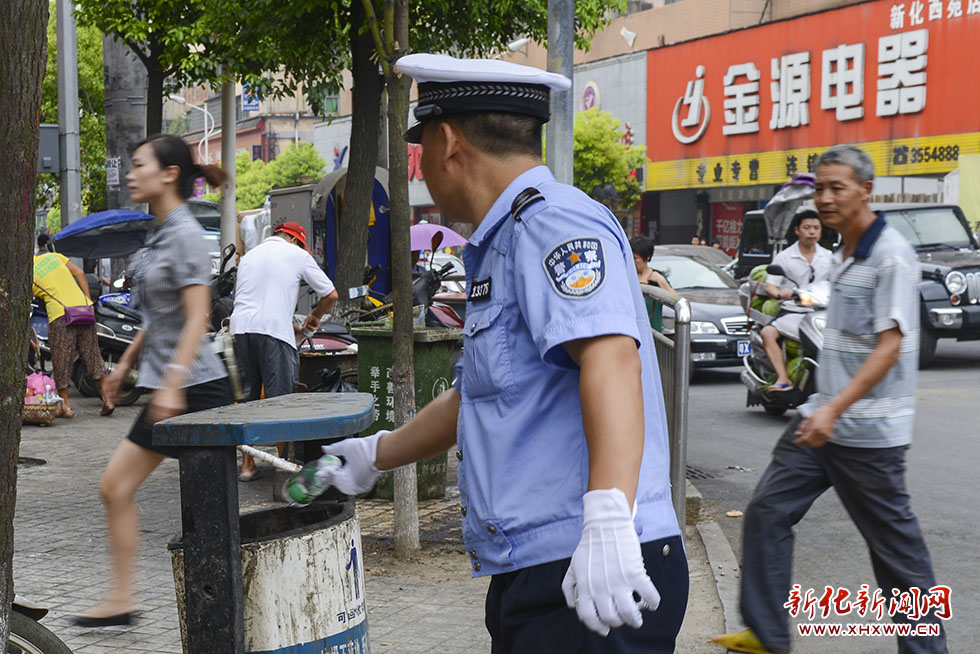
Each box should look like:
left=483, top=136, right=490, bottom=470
left=686, top=465, right=714, bottom=480
left=17, top=457, right=46, bottom=468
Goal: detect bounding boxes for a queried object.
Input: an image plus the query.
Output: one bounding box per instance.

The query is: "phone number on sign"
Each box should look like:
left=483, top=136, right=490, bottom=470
left=892, top=145, right=960, bottom=165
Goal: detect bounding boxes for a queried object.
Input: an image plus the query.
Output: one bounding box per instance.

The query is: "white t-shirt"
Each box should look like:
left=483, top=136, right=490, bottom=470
left=767, top=241, right=833, bottom=291
left=230, top=236, right=336, bottom=348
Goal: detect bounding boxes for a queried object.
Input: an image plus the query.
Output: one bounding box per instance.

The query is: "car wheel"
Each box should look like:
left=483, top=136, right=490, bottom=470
left=918, top=330, right=938, bottom=369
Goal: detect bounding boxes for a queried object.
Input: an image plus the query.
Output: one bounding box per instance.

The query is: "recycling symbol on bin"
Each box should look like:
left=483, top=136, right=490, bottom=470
left=432, top=377, right=450, bottom=399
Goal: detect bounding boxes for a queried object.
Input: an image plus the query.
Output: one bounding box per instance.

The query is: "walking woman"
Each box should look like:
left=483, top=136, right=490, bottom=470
left=70, top=134, right=231, bottom=626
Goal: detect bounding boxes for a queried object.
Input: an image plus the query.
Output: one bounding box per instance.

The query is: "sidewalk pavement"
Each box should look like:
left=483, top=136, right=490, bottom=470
left=13, top=395, right=729, bottom=653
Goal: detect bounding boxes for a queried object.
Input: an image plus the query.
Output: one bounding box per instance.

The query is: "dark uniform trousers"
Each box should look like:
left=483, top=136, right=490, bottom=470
left=486, top=535, right=688, bottom=653
left=741, top=416, right=948, bottom=654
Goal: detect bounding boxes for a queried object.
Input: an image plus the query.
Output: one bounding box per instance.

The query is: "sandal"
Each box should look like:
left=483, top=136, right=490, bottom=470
left=101, top=402, right=115, bottom=416
left=767, top=382, right=793, bottom=392
left=711, top=628, right=783, bottom=654
left=57, top=408, right=76, bottom=419
left=238, top=469, right=266, bottom=483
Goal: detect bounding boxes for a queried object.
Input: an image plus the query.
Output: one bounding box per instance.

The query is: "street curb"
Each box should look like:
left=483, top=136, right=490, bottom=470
left=688, top=480, right=743, bottom=634
left=685, top=479, right=702, bottom=525
left=697, top=520, right=743, bottom=634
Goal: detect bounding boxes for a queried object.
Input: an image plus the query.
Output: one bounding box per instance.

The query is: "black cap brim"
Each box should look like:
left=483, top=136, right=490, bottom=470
left=404, top=121, right=424, bottom=144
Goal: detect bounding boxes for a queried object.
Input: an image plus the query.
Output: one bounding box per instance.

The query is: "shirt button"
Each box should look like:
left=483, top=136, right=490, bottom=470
left=473, top=561, right=481, bottom=572
left=662, top=543, right=671, bottom=557
left=469, top=550, right=478, bottom=558
left=487, top=525, right=497, bottom=534
left=460, top=506, right=467, bottom=516
left=456, top=450, right=463, bottom=461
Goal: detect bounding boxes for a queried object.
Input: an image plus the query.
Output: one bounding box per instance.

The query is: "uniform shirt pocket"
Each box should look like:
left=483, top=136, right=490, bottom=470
left=461, top=302, right=516, bottom=400
left=833, top=290, right=874, bottom=336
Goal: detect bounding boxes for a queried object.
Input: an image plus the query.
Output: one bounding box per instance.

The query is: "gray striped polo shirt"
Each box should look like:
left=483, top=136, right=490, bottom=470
left=132, top=203, right=227, bottom=389
left=798, top=215, right=920, bottom=448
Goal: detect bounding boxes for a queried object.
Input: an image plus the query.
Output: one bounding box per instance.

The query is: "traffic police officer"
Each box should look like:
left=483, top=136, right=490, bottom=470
left=318, top=53, right=687, bottom=652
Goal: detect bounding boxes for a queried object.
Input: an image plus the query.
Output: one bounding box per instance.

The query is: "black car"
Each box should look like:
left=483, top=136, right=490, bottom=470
left=652, top=247, right=749, bottom=368
left=878, top=203, right=980, bottom=366
left=732, top=209, right=839, bottom=280
left=733, top=202, right=980, bottom=367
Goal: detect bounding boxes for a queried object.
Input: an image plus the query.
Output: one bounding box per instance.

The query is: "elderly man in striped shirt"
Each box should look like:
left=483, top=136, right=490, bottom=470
left=714, top=145, right=946, bottom=654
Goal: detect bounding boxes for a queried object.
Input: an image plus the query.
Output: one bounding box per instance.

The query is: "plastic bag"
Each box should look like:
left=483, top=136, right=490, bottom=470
left=26, top=371, right=57, bottom=398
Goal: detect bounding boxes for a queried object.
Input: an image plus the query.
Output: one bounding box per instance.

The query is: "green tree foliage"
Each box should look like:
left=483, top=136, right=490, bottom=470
left=46, top=206, right=61, bottom=234
left=199, top=0, right=625, bottom=114
left=38, top=2, right=106, bottom=219
left=266, top=142, right=326, bottom=189
left=74, top=0, right=214, bottom=134
left=206, top=144, right=326, bottom=211
left=573, top=108, right=647, bottom=211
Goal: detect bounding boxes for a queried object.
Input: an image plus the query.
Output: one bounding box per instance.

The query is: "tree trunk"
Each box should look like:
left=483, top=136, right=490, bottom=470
left=0, top=0, right=48, bottom=646
left=145, top=63, right=164, bottom=135
left=386, top=0, right=419, bottom=561
left=335, top=0, right=383, bottom=315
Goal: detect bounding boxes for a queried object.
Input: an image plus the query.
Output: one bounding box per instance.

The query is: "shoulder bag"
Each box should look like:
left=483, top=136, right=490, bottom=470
left=33, top=280, right=96, bottom=326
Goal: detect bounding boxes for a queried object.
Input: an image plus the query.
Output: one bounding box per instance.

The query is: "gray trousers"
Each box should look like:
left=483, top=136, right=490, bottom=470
left=741, top=416, right=947, bottom=654
left=233, top=332, right=298, bottom=401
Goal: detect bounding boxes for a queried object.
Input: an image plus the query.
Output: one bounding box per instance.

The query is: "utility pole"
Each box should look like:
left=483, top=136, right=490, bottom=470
left=220, top=81, right=237, bottom=252
left=56, top=0, right=82, bottom=229
left=103, top=36, right=146, bottom=211
left=546, top=0, right=574, bottom=185
left=103, top=34, right=146, bottom=281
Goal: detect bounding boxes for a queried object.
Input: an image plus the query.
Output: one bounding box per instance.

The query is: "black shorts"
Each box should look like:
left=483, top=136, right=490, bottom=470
left=486, top=535, right=688, bottom=654
left=126, top=377, right=232, bottom=458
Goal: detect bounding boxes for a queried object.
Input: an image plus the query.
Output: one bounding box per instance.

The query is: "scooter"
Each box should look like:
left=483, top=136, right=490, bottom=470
left=738, top=264, right=829, bottom=416
left=72, top=296, right=144, bottom=405
left=9, top=594, right=73, bottom=654
left=344, top=257, right=464, bottom=329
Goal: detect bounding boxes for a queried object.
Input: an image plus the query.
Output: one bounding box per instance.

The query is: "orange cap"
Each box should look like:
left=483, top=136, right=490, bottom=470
left=274, top=221, right=309, bottom=251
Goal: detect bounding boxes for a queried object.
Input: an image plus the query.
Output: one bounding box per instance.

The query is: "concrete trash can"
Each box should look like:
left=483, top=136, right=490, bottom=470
left=170, top=500, right=368, bottom=654
left=350, top=324, right=461, bottom=500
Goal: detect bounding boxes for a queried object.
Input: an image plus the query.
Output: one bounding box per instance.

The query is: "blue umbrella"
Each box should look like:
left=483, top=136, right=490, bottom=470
left=52, top=209, right=156, bottom=258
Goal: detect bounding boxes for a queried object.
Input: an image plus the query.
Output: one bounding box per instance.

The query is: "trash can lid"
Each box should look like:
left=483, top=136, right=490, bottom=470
left=152, top=393, right=375, bottom=446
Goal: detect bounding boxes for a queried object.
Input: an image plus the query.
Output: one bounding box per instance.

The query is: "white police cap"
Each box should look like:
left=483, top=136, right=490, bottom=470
left=395, top=53, right=572, bottom=143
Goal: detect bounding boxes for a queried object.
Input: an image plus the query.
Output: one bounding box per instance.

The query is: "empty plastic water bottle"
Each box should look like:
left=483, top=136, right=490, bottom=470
left=283, top=454, right=342, bottom=506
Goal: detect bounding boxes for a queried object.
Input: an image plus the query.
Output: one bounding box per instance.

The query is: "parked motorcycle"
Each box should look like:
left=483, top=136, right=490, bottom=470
left=8, top=594, right=73, bottom=654
left=344, top=233, right=464, bottom=329
left=739, top=264, right=829, bottom=415
left=72, top=297, right=144, bottom=405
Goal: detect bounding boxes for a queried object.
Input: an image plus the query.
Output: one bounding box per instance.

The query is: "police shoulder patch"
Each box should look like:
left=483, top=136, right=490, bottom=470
left=542, top=237, right=605, bottom=299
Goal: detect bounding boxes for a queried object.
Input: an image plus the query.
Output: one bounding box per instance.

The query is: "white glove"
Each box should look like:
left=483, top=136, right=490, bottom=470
left=316, top=431, right=387, bottom=495
left=561, top=488, right=661, bottom=636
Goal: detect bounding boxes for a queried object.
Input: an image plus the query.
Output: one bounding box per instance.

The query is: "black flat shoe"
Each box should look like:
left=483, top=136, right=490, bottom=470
left=69, top=612, right=135, bottom=627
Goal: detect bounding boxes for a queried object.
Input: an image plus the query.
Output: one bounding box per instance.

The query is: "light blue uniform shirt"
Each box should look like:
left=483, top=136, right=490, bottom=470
left=455, top=165, right=680, bottom=577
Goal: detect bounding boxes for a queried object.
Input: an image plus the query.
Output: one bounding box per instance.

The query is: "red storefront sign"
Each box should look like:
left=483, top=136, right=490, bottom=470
left=645, top=0, right=980, bottom=189
left=710, top=202, right=744, bottom=256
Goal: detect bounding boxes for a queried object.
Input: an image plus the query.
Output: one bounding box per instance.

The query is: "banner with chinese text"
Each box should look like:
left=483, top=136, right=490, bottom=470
left=645, top=0, right=980, bottom=190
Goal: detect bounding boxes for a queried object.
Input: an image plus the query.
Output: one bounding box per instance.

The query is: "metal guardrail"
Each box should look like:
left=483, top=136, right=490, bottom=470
left=639, top=283, right=692, bottom=529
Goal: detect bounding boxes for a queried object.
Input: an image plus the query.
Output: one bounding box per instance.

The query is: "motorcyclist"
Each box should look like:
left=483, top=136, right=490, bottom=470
left=762, top=205, right=833, bottom=390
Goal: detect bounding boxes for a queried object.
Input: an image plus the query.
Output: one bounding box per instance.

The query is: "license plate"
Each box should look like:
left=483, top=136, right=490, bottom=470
left=737, top=340, right=752, bottom=356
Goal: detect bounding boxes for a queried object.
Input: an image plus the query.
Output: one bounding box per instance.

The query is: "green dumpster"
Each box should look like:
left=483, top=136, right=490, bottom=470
left=349, top=324, right=461, bottom=499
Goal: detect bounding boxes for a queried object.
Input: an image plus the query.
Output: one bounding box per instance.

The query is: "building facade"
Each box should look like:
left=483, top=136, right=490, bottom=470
left=165, top=81, right=328, bottom=166
left=644, top=0, right=978, bottom=250
left=312, top=0, right=975, bottom=249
